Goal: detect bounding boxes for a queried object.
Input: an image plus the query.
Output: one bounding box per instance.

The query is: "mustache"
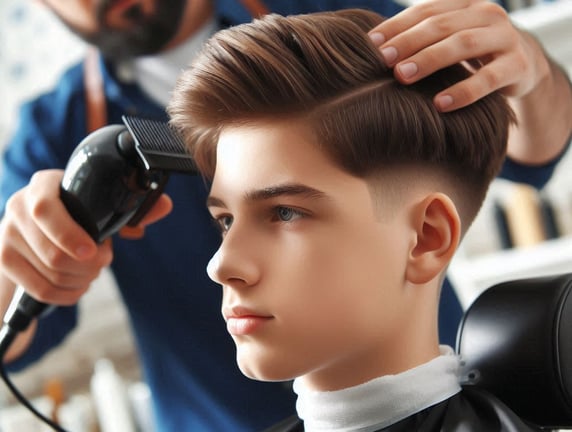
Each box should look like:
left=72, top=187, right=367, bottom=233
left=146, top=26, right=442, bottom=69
left=97, top=0, right=145, bottom=26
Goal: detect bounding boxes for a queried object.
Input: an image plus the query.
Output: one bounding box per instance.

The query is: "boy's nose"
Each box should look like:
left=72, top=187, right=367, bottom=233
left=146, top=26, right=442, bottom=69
left=206, top=241, right=260, bottom=288
left=206, top=250, right=224, bottom=284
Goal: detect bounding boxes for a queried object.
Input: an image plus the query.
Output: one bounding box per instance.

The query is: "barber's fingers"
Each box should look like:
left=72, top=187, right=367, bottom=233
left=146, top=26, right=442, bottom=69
left=410, top=27, right=542, bottom=111
left=369, top=0, right=542, bottom=110
left=389, top=25, right=512, bottom=81
left=119, top=193, right=173, bottom=239
left=0, top=233, right=112, bottom=305
left=25, top=170, right=99, bottom=259
left=374, top=5, right=509, bottom=71
left=432, top=56, right=520, bottom=110
left=388, top=25, right=524, bottom=108
left=0, top=170, right=113, bottom=305
left=370, top=0, right=483, bottom=46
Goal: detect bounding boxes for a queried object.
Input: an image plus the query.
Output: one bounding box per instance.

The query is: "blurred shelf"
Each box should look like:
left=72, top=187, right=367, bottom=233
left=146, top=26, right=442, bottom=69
left=448, top=235, right=572, bottom=309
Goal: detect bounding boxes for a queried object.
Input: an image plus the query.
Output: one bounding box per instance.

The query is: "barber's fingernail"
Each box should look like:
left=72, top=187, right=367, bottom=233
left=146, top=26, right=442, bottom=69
left=76, top=245, right=93, bottom=258
left=380, top=46, right=398, bottom=64
left=435, top=94, right=454, bottom=111
left=369, top=32, right=385, bottom=45
left=398, top=62, right=418, bottom=79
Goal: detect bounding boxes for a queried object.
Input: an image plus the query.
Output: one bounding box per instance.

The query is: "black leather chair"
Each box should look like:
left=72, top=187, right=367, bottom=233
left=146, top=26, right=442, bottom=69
left=457, top=273, right=572, bottom=430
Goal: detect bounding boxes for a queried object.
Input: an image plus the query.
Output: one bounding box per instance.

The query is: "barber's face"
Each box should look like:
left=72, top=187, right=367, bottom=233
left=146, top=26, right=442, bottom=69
left=41, top=0, right=188, bottom=60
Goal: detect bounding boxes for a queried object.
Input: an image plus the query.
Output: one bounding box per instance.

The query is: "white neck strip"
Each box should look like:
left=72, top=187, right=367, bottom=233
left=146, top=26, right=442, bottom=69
left=293, top=346, right=461, bottom=432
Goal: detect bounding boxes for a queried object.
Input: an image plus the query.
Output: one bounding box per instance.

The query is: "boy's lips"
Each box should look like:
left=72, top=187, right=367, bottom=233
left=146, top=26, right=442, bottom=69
left=223, top=306, right=274, bottom=336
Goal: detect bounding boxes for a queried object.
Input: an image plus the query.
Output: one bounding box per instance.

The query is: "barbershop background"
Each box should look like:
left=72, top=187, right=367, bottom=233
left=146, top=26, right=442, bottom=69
left=0, top=0, right=571, bottom=430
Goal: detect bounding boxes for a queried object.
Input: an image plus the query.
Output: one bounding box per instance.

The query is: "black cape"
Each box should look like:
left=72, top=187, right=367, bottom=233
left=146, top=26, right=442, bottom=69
left=263, top=386, right=542, bottom=432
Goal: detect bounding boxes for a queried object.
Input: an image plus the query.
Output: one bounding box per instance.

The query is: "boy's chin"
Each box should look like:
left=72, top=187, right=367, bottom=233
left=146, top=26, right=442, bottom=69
left=236, top=354, right=297, bottom=383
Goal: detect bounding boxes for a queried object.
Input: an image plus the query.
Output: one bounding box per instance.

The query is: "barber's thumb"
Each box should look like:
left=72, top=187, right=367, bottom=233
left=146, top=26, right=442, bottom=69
left=119, top=194, right=173, bottom=239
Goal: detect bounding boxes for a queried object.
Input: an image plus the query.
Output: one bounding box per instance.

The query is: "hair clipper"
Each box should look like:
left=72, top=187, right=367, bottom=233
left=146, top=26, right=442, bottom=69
left=0, top=116, right=196, bottom=357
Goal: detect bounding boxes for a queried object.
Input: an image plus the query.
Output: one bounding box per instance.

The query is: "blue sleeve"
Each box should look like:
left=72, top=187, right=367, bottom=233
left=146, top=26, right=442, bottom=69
left=215, top=0, right=405, bottom=25
left=0, top=63, right=87, bottom=368
left=0, top=63, right=87, bottom=216
left=5, top=307, right=78, bottom=372
left=499, top=135, right=571, bottom=189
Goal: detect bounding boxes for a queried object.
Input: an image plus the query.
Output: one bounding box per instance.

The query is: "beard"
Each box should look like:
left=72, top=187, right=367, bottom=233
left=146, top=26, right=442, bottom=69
left=60, top=0, right=188, bottom=61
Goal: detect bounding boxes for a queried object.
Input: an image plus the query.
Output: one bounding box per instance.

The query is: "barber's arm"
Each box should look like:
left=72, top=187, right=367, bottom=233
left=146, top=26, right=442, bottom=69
left=369, top=0, right=572, bottom=165
left=505, top=31, right=571, bottom=165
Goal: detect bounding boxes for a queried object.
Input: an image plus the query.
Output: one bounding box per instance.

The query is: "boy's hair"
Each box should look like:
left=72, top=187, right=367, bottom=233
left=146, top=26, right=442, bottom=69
left=168, top=9, right=514, bottom=227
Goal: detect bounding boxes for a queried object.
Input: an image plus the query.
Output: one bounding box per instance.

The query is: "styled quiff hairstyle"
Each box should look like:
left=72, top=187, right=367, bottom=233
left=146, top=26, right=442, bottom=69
left=168, top=9, right=514, bottom=225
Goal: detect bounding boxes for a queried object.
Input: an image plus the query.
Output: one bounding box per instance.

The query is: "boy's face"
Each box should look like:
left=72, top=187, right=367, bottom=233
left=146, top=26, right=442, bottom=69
left=206, top=120, right=417, bottom=391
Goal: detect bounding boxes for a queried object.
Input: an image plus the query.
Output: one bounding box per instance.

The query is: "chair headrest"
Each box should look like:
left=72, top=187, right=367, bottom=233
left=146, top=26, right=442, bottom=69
left=456, top=273, right=572, bottom=428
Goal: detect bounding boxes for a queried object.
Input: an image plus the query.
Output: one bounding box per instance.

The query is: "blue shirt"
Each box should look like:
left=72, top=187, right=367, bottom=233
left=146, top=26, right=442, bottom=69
left=0, top=1, right=565, bottom=430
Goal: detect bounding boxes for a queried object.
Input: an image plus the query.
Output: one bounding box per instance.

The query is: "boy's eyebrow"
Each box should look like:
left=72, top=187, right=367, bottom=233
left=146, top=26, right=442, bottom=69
left=206, top=183, right=329, bottom=208
left=245, top=183, right=329, bottom=201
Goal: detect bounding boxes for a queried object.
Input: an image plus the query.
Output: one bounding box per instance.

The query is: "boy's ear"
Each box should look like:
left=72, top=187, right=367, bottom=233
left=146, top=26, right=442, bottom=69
left=406, top=193, right=461, bottom=285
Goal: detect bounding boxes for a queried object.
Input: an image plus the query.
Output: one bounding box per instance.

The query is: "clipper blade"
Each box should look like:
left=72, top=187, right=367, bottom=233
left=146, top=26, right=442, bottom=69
left=122, top=115, right=197, bottom=174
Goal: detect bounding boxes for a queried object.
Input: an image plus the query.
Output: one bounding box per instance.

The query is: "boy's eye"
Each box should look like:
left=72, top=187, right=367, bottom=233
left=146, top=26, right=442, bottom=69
left=275, top=206, right=304, bottom=222
left=214, top=215, right=233, bottom=233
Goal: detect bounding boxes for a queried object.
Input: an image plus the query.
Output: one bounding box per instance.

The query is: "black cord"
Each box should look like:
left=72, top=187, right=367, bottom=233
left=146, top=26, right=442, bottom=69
left=0, top=362, right=69, bottom=432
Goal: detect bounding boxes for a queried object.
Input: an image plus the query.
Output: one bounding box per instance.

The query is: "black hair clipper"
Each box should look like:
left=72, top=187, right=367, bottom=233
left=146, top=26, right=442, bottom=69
left=61, top=115, right=196, bottom=241
left=0, top=116, right=196, bottom=357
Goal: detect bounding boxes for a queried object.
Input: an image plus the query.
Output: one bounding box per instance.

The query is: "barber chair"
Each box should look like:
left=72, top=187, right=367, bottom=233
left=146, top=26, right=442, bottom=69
left=457, top=273, right=572, bottom=430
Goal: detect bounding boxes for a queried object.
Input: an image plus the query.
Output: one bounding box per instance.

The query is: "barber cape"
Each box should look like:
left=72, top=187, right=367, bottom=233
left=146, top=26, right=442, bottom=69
left=264, top=346, right=539, bottom=432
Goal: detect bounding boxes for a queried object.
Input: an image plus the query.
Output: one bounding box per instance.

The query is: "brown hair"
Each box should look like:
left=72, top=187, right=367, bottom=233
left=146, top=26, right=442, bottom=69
left=168, top=9, right=514, bottom=225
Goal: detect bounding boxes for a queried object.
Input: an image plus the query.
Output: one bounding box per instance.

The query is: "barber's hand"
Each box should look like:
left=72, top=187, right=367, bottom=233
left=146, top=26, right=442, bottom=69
left=369, top=0, right=550, bottom=112
left=0, top=169, right=171, bottom=305
left=0, top=170, right=112, bottom=305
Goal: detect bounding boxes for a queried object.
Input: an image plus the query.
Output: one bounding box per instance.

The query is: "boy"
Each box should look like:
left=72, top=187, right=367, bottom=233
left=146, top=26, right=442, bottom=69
left=168, top=9, right=538, bottom=431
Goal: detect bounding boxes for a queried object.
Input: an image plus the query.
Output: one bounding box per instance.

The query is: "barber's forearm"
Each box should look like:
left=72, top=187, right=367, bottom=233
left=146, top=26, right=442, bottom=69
left=0, top=274, right=37, bottom=363
left=507, top=34, right=572, bottom=165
